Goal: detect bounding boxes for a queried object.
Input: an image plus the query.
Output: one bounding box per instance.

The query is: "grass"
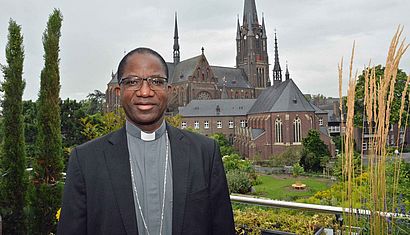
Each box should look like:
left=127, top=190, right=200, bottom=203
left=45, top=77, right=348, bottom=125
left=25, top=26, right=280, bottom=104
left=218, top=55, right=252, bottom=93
left=252, top=174, right=334, bottom=201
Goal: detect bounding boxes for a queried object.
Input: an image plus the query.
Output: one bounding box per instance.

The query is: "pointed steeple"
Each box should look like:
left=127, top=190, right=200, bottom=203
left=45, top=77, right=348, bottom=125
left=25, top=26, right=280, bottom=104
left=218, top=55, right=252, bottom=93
left=173, top=12, right=180, bottom=64
left=236, top=16, right=241, bottom=40
left=261, top=14, right=267, bottom=39
left=272, top=31, right=282, bottom=85
left=285, top=61, right=290, bottom=80
left=243, top=0, right=259, bottom=26
left=246, top=13, right=254, bottom=36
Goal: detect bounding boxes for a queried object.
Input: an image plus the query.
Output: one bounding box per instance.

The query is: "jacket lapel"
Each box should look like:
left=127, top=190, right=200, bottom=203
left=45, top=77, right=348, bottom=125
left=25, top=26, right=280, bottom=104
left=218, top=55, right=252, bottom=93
left=104, top=127, right=138, bottom=235
left=167, top=125, right=190, bottom=235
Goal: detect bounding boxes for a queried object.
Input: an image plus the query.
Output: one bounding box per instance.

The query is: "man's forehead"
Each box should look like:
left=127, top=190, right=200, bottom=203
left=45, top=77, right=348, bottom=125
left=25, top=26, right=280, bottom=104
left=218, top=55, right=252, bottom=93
left=126, top=53, right=165, bottom=73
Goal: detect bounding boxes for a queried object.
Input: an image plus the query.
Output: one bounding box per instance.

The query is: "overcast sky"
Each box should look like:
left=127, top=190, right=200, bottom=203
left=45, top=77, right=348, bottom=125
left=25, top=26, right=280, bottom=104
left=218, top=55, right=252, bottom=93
left=0, top=0, right=409, bottom=101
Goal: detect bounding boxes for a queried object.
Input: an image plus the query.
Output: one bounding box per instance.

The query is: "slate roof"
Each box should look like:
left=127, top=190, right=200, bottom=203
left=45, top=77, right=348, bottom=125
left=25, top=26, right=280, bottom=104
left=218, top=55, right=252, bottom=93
left=179, top=99, right=256, bottom=117
left=319, top=126, right=329, bottom=136
left=311, top=103, right=327, bottom=114
left=169, top=55, right=202, bottom=84
left=108, top=73, right=118, bottom=85
left=166, top=62, right=175, bottom=81
left=248, top=79, right=316, bottom=114
left=251, top=128, right=265, bottom=139
left=211, top=66, right=252, bottom=89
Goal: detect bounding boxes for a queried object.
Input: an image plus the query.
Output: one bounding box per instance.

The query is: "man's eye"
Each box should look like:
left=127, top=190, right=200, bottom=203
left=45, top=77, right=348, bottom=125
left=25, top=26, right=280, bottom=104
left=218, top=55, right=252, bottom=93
left=151, top=78, right=164, bottom=86
left=126, top=79, right=140, bottom=86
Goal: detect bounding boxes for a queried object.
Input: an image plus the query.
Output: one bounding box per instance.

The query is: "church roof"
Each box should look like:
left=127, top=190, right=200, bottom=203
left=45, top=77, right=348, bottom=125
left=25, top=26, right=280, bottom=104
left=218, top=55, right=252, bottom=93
left=166, top=62, right=175, bottom=81
left=169, top=55, right=202, bottom=84
left=251, top=128, right=265, bottom=139
left=211, top=66, right=252, bottom=89
left=108, top=73, right=118, bottom=85
left=311, top=103, right=327, bottom=114
left=179, top=99, right=255, bottom=117
left=248, top=79, right=316, bottom=114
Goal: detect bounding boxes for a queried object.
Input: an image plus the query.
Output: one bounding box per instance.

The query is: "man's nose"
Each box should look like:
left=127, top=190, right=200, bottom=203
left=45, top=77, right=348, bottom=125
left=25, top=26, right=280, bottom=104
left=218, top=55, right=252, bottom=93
left=136, top=80, right=154, bottom=97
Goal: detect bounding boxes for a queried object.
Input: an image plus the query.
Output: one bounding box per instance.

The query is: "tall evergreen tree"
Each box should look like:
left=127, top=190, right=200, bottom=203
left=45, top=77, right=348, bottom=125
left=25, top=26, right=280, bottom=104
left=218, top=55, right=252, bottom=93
left=0, top=19, right=28, bottom=234
left=30, top=9, right=64, bottom=234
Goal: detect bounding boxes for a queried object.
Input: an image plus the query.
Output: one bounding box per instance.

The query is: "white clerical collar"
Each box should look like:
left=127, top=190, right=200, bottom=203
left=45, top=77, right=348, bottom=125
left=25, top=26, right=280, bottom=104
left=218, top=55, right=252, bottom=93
left=125, top=120, right=166, bottom=142
left=140, top=131, right=155, bottom=141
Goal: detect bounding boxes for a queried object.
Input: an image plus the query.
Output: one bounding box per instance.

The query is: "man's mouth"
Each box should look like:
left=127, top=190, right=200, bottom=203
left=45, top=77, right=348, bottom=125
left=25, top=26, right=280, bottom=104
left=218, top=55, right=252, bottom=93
left=135, top=103, right=156, bottom=111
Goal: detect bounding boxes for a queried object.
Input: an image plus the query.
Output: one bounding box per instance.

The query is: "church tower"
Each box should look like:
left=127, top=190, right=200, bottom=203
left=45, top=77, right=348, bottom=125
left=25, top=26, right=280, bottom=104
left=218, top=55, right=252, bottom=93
left=173, top=12, right=180, bottom=64
left=236, top=0, right=270, bottom=94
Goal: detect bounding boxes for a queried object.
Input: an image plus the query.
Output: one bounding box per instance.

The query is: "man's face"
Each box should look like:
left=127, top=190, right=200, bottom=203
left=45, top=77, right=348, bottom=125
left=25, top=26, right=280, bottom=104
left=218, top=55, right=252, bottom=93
left=119, top=53, right=170, bottom=132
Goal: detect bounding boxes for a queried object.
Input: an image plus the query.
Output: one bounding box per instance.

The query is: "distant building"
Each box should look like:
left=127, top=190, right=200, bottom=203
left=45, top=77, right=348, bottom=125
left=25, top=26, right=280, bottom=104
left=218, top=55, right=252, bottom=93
left=105, top=0, right=335, bottom=159
left=178, top=99, right=255, bottom=143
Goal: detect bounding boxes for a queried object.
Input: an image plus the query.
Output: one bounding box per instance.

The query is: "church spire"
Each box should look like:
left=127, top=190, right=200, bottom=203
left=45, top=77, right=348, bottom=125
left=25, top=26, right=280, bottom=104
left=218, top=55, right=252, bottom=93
left=236, top=16, right=241, bottom=40
left=173, top=12, right=180, bottom=64
left=285, top=61, right=290, bottom=80
left=243, top=0, right=259, bottom=26
left=272, top=31, right=282, bottom=85
left=246, top=13, right=254, bottom=36
left=261, top=13, right=267, bottom=39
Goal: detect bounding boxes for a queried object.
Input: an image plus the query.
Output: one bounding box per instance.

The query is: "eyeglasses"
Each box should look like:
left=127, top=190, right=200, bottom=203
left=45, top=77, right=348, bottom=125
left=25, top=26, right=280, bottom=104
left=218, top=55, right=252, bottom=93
left=119, top=76, right=168, bottom=91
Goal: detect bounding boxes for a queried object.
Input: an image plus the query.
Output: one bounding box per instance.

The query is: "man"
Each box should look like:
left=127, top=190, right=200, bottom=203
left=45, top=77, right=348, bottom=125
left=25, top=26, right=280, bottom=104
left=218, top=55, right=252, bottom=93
left=57, top=47, right=235, bottom=235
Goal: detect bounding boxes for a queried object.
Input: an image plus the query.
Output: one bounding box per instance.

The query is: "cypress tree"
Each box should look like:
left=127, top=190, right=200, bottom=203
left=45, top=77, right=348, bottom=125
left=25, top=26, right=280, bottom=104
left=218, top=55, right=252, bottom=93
left=0, top=19, right=28, bottom=234
left=30, top=9, right=64, bottom=234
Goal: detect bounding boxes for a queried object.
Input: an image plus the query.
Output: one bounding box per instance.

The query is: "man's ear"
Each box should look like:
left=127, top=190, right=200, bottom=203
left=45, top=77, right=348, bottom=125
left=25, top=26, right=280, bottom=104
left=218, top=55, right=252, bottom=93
left=115, top=86, right=121, bottom=96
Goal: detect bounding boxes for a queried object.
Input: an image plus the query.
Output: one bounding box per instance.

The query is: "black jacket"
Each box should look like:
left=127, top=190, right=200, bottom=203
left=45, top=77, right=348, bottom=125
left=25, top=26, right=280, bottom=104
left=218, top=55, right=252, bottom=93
left=57, top=124, right=235, bottom=235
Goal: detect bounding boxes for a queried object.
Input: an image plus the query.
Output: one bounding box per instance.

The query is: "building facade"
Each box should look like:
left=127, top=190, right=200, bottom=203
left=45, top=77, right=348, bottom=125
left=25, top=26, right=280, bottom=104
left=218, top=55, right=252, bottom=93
left=105, top=0, right=336, bottom=159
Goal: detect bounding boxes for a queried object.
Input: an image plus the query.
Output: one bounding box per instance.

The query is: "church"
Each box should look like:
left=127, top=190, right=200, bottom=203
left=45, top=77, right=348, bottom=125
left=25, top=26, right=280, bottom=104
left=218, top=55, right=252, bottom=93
left=106, top=0, right=335, bottom=159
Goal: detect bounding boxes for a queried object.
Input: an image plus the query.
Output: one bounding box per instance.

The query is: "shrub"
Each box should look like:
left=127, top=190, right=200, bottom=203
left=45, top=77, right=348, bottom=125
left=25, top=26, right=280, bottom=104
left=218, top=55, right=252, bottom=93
left=223, top=153, right=261, bottom=193
left=227, top=170, right=252, bottom=194
left=223, top=153, right=253, bottom=173
left=292, top=163, right=304, bottom=177
left=271, top=147, right=303, bottom=167
left=234, top=207, right=337, bottom=234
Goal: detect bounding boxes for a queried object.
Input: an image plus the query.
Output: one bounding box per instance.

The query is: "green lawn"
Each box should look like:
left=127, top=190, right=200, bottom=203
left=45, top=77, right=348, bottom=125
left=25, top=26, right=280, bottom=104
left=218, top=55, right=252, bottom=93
left=252, top=174, right=334, bottom=201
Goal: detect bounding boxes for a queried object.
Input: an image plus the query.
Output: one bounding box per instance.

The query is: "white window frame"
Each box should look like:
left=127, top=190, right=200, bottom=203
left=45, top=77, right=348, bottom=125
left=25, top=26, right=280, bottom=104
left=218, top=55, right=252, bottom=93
left=275, top=118, right=283, bottom=143
left=181, top=121, right=187, bottom=129
left=362, top=142, right=367, bottom=151
left=319, top=118, right=323, bottom=126
left=293, top=117, right=301, bottom=143
left=217, top=121, right=222, bottom=129
left=204, top=121, right=209, bottom=129
left=228, top=120, right=234, bottom=129
left=194, top=121, right=200, bottom=129
left=240, top=120, right=246, bottom=128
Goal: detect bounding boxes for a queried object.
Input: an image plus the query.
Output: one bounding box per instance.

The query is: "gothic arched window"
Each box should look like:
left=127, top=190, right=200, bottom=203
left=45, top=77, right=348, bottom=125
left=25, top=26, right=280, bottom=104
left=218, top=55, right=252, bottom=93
left=275, top=118, right=283, bottom=143
left=293, top=117, right=302, bottom=143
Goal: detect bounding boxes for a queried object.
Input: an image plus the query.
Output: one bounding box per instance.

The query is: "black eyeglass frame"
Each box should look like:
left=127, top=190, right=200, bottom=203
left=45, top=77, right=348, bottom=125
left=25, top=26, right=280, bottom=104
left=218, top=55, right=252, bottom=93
left=119, top=76, right=169, bottom=91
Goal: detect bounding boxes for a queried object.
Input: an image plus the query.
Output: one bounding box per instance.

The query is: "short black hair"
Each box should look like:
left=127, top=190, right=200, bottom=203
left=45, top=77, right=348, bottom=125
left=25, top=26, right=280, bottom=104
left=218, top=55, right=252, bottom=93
left=116, top=47, right=169, bottom=83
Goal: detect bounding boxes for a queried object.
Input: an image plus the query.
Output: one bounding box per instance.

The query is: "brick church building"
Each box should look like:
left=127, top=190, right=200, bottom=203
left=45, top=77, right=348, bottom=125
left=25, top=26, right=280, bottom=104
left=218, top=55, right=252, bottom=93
left=106, top=0, right=335, bottom=159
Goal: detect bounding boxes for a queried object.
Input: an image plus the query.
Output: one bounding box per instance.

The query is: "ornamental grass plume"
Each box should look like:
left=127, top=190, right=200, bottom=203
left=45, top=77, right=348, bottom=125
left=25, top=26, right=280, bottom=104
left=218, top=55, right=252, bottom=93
left=340, top=26, right=409, bottom=234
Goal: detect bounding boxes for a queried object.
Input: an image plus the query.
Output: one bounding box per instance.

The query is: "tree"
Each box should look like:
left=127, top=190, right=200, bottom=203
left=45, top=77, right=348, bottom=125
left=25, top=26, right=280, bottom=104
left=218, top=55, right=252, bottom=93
left=60, top=98, right=86, bottom=148
left=210, top=133, right=235, bottom=156
left=300, top=129, right=330, bottom=172
left=80, top=110, right=125, bottom=140
left=0, top=19, right=28, bottom=234
left=165, top=114, right=182, bottom=127
left=23, top=100, right=37, bottom=166
left=354, top=65, right=409, bottom=127
left=84, top=89, right=105, bottom=114
left=30, top=9, right=64, bottom=234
